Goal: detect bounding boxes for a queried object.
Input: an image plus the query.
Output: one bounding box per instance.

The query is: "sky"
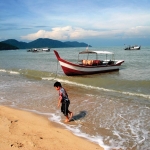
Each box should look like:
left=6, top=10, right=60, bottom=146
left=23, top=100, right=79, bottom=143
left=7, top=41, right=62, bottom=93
left=0, top=0, right=150, bottom=47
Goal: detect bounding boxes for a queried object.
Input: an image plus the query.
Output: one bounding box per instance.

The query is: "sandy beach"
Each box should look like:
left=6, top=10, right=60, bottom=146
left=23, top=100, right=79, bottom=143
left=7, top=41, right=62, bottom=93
left=0, top=105, right=103, bottom=150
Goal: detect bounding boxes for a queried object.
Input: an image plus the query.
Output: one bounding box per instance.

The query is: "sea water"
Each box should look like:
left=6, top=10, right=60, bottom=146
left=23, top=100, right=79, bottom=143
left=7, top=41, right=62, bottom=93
left=0, top=47, right=150, bottom=150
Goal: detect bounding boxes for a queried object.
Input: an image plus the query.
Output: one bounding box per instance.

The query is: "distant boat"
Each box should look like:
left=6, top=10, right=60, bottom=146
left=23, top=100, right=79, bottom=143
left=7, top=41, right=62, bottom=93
left=42, top=48, right=50, bottom=52
left=27, top=47, right=50, bottom=52
left=124, top=45, right=141, bottom=50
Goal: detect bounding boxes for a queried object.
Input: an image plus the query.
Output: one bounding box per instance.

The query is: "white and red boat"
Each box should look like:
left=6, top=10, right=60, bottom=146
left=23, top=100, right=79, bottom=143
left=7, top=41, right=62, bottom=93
left=54, top=50, right=124, bottom=76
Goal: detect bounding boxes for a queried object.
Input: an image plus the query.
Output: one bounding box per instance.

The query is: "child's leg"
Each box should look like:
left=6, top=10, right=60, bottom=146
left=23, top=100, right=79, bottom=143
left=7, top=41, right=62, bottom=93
left=68, top=111, right=73, bottom=120
left=65, top=115, right=70, bottom=122
left=64, top=112, right=73, bottom=122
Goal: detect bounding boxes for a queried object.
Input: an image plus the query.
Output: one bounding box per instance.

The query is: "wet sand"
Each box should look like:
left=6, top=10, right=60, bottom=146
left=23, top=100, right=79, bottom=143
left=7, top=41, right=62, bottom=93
left=0, top=105, right=103, bottom=150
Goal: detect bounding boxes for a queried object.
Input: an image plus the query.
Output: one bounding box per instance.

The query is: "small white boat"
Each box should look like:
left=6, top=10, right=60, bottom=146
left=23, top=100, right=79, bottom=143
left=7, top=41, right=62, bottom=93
left=53, top=50, right=124, bottom=76
left=124, top=45, right=141, bottom=50
left=42, top=48, right=50, bottom=52
left=27, top=48, right=50, bottom=52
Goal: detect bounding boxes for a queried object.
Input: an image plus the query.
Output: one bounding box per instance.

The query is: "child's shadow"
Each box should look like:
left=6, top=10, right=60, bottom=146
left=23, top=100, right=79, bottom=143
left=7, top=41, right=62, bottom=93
left=70, top=111, right=87, bottom=121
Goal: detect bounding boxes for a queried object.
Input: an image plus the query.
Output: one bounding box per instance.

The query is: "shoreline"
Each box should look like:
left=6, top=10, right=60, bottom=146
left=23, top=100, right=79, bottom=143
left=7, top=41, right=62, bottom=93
left=0, top=105, right=104, bottom=150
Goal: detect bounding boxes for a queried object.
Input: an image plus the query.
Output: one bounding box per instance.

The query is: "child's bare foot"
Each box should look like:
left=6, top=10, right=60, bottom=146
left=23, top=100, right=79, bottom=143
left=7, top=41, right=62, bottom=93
left=64, top=119, right=69, bottom=122
left=69, top=112, right=73, bottom=121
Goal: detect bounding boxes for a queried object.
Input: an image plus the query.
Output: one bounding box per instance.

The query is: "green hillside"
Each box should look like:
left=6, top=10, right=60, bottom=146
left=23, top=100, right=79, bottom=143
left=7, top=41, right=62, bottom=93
left=0, top=42, right=19, bottom=50
left=2, top=38, right=91, bottom=49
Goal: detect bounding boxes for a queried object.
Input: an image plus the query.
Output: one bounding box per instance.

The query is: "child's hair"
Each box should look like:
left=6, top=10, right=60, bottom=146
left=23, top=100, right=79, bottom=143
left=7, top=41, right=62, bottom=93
left=54, top=81, right=62, bottom=87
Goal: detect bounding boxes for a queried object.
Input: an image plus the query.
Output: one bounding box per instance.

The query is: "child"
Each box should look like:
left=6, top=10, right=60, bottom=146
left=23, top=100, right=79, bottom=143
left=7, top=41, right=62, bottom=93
left=54, top=81, right=73, bottom=122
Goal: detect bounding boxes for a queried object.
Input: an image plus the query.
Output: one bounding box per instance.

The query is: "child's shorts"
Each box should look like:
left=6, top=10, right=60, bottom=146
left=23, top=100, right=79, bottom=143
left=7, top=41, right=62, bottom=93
left=61, top=100, right=70, bottom=116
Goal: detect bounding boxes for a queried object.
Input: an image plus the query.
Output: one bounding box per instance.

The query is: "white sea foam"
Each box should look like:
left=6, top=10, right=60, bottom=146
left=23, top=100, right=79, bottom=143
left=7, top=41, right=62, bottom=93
left=0, top=97, right=5, bottom=102
left=0, top=69, right=7, bottom=72
left=9, top=71, right=20, bottom=74
left=122, top=91, right=150, bottom=99
left=42, top=77, right=56, bottom=81
left=0, top=69, right=20, bottom=75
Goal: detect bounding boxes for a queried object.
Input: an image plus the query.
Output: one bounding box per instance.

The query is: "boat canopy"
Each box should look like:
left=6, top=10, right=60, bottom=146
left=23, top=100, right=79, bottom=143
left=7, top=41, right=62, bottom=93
left=79, top=50, right=114, bottom=55
left=78, top=50, right=115, bottom=62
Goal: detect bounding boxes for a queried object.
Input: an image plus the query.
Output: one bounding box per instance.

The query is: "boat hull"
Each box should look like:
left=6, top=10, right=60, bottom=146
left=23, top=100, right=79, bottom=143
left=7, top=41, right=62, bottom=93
left=60, top=61, right=119, bottom=76
left=54, top=50, right=124, bottom=76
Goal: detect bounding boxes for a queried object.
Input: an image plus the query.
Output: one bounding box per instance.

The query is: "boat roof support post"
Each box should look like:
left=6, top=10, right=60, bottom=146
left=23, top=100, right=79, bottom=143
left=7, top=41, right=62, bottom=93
left=78, top=53, right=79, bottom=63
left=87, top=53, right=89, bottom=60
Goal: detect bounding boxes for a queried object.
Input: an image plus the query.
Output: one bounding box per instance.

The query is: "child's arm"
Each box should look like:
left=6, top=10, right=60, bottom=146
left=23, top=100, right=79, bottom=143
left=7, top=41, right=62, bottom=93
left=58, top=95, right=62, bottom=107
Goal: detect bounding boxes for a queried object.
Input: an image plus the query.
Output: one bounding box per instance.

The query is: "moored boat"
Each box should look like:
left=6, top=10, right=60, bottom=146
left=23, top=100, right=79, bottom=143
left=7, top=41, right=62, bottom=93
left=124, top=45, right=141, bottom=50
left=53, top=50, right=124, bottom=76
left=42, top=48, right=50, bottom=52
left=27, top=48, right=50, bottom=52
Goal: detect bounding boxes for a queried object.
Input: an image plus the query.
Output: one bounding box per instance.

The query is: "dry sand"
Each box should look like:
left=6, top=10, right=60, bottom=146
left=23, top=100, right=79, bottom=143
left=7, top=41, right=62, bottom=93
left=0, top=105, right=103, bottom=150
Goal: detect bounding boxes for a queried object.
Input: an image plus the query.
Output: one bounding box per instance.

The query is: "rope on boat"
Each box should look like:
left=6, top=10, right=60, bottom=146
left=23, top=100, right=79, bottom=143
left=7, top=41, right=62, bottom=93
left=48, top=51, right=59, bottom=81
left=50, top=58, right=59, bottom=81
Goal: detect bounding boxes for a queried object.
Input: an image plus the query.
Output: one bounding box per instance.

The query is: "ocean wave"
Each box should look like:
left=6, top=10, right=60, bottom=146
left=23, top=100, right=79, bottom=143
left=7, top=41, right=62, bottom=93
left=9, top=71, right=20, bottom=74
left=1, top=68, right=149, bottom=100
left=0, top=68, right=54, bottom=79
left=0, top=69, right=20, bottom=74
left=43, top=77, right=150, bottom=100
left=0, top=69, right=7, bottom=72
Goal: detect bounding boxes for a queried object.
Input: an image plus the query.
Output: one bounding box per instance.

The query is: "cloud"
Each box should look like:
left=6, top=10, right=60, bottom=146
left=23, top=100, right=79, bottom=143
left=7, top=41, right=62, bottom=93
left=21, top=25, right=150, bottom=41
left=123, top=26, right=150, bottom=38
left=21, top=26, right=99, bottom=40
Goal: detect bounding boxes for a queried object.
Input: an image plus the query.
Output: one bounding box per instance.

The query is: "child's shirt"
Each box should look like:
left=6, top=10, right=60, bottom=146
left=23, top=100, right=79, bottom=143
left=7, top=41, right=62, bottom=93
left=59, top=87, right=69, bottom=103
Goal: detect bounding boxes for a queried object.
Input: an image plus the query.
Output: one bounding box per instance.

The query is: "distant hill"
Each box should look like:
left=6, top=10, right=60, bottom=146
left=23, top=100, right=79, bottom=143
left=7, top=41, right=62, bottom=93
left=2, top=38, right=92, bottom=49
left=27, top=38, right=70, bottom=48
left=0, top=42, right=19, bottom=50
left=64, top=41, right=92, bottom=47
left=2, top=39, right=28, bottom=49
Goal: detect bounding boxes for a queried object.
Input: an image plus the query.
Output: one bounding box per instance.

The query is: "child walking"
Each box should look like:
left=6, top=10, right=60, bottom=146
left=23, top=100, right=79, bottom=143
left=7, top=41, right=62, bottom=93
left=54, top=81, right=73, bottom=122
